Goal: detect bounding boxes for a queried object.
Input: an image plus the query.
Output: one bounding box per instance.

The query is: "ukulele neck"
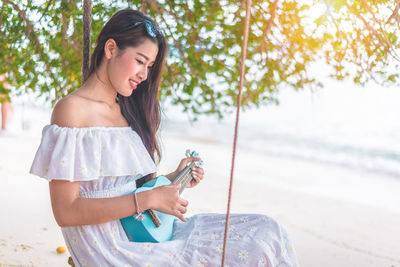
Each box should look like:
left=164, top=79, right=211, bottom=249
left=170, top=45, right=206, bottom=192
left=172, top=162, right=195, bottom=194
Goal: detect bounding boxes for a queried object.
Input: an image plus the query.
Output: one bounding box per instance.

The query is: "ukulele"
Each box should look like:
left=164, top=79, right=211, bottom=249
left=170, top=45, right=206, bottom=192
left=121, top=150, right=203, bottom=243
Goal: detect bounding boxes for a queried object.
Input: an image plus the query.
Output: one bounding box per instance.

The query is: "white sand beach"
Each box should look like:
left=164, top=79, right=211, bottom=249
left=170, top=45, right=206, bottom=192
left=0, top=129, right=400, bottom=267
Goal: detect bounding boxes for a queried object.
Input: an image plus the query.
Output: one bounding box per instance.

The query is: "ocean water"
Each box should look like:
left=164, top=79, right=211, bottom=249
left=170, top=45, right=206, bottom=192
left=6, top=80, right=400, bottom=177
left=161, top=81, right=400, bottom=177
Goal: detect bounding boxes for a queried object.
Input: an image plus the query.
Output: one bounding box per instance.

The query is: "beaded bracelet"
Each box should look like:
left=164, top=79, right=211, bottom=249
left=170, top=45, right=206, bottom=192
left=132, top=192, right=144, bottom=221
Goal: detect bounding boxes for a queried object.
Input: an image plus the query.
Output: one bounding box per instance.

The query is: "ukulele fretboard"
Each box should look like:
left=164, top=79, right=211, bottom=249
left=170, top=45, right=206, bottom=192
left=172, top=162, right=195, bottom=194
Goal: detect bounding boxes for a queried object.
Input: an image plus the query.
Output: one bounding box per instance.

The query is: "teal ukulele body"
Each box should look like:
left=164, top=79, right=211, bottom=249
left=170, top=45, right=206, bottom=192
left=121, top=150, right=203, bottom=243
left=120, top=175, right=175, bottom=243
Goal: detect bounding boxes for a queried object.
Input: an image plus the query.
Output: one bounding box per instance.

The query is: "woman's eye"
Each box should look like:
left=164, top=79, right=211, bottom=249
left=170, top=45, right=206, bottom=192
left=136, top=59, right=143, bottom=64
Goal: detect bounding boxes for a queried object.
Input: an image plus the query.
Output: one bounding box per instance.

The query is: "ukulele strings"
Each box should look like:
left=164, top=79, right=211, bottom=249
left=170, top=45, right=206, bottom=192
left=174, top=163, right=195, bottom=188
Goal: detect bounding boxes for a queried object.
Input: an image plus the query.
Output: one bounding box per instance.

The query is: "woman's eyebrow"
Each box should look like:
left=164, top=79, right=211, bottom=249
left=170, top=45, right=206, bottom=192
left=136, top=52, right=155, bottom=64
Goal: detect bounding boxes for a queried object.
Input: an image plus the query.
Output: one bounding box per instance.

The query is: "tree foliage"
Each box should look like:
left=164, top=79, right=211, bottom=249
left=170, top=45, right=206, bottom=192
left=0, top=0, right=399, bottom=116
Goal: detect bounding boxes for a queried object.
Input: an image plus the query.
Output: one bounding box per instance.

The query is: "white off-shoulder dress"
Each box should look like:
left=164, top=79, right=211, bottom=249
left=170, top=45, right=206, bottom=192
left=30, top=125, right=298, bottom=267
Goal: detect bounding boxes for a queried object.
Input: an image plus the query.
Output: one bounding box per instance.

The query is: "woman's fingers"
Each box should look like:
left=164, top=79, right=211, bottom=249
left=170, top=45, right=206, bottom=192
left=190, top=167, right=204, bottom=188
left=175, top=200, right=188, bottom=222
left=191, top=177, right=200, bottom=187
left=182, top=157, right=200, bottom=167
left=179, top=198, right=189, bottom=207
left=191, top=172, right=202, bottom=181
left=187, top=156, right=200, bottom=163
left=175, top=211, right=186, bottom=222
left=180, top=157, right=197, bottom=165
left=170, top=186, right=188, bottom=220
left=192, top=167, right=204, bottom=177
left=177, top=203, right=187, bottom=214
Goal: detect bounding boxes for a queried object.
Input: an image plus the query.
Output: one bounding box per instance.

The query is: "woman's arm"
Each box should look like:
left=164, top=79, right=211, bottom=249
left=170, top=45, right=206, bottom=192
left=49, top=180, right=147, bottom=227
left=49, top=180, right=188, bottom=227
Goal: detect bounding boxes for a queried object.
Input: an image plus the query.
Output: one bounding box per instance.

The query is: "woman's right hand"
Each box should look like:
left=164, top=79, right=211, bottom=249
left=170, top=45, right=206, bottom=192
left=145, top=184, right=188, bottom=222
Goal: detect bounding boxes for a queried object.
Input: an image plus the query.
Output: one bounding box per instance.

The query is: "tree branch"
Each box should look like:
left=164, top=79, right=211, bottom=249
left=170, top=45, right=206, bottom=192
left=3, top=0, right=51, bottom=72
left=264, top=0, right=278, bottom=35
left=144, top=0, right=180, bottom=21
left=140, top=0, right=149, bottom=14
left=233, top=0, right=245, bottom=21
left=386, top=0, right=400, bottom=24
left=38, top=0, right=53, bottom=23
left=351, top=6, right=400, bottom=62
left=0, top=1, right=6, bottom=31
left=61, top=0, right=69, bottom=70
left=360, top=0, right=400, bottom=61
left=146, top=0, right=196, bottom=75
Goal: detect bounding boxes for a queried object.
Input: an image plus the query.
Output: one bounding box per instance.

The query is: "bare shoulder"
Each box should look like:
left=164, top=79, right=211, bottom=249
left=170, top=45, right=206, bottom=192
left=51, top=94, right=90, bottom=127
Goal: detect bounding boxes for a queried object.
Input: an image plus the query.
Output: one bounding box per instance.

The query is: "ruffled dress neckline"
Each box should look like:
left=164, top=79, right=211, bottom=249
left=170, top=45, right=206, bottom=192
left=29, top=124, right=157, bottom=182
left=46, top=124, right=132, bottom=131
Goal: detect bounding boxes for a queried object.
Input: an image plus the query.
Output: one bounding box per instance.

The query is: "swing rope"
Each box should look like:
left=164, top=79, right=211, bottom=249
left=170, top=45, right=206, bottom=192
left=82, top=0, right=92, bottom=83
left=220, top=0, right=252, bottom=266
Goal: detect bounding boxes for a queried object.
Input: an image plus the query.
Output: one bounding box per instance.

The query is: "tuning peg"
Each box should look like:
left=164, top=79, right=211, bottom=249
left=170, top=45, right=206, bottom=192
left=191, top=151, right=199, bottom=158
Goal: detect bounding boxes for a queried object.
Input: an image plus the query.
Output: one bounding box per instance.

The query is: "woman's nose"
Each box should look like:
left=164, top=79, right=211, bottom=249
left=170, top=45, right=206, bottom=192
left=137, top=67, right=148, bottom=82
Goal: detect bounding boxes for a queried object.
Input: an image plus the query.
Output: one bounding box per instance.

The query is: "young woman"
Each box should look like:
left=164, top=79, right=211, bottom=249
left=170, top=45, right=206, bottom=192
left=30, top=9, right=298, bottom=266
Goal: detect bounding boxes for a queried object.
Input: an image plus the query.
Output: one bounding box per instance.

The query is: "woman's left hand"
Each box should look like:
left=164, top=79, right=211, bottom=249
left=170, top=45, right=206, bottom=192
left=172, top=157, right=204, bottom=188
left=187, top=165, right=204, bottom=188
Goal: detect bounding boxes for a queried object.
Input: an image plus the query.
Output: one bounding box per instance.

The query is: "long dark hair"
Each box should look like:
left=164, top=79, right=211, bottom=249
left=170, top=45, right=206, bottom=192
left=88, top=9, right=167, bottom=164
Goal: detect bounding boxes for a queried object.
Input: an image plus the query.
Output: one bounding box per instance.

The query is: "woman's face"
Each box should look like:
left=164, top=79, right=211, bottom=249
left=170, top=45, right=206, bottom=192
left=106, top=38, right=159, bottom=97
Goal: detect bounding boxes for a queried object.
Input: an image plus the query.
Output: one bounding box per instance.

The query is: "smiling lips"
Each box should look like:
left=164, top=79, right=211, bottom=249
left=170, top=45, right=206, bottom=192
left=129, top=79, right=140, bottom=90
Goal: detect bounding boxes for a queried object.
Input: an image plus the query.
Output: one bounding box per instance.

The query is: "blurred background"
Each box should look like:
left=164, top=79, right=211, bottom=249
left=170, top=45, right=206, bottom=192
left=1, top=0, right=400, bottom=266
